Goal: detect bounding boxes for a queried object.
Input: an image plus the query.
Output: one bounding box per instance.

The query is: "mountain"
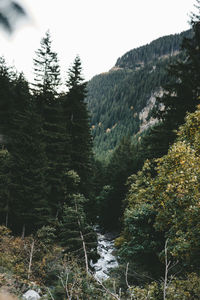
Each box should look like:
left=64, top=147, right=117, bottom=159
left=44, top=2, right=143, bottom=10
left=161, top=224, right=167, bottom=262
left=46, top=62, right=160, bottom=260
left=86, top=29, right=192, bottom=160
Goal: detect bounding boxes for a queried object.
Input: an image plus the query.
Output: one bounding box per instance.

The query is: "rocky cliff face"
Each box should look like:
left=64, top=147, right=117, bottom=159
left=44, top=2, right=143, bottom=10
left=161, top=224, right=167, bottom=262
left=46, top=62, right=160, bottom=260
left=139, top=89, right=164, bottom=133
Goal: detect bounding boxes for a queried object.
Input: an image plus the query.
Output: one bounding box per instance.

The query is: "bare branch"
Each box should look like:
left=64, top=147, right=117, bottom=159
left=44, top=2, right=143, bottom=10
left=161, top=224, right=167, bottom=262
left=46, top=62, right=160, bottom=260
left=95, top=277, right=121, bottom=300
left=47, top=287, right=55, bottom=300
left=125, top=262, right=131, bottom=289
left=162, top=239, right=178, bottom=300
left=27, top=239, right=34, bottom=280
left=74, top=199, right=89, bottom=274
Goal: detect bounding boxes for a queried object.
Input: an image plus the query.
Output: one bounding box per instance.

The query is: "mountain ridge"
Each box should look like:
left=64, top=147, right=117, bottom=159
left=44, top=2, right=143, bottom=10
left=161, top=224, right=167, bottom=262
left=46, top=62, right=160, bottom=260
left=115, top=29, right=192, bottom=69
left=86, top=29, right=192, bottom=160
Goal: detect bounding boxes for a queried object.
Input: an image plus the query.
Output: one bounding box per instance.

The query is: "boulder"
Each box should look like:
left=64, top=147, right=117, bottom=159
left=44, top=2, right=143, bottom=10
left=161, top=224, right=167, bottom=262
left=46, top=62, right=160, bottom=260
left=22, top=290, right=40, bottom=300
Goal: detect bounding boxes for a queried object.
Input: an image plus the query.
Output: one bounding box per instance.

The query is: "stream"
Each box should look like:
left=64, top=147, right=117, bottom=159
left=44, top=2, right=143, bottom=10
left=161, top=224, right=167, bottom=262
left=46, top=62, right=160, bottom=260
left=91, top=229, right=119, bottom=280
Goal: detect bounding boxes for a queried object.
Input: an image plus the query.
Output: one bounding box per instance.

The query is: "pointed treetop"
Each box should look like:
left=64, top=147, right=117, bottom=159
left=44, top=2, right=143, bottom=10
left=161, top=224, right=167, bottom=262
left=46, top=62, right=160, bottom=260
left=33, top=30, right=61, bottom=95
left=66, top=56, right=85, bottom=89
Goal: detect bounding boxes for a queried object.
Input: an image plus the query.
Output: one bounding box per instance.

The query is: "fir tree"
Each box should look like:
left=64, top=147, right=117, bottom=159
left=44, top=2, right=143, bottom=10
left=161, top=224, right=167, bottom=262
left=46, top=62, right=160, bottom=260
left=33, top=30, right=60, bottom=96
left=59, top=170, right=98, bottom=265
left=0, top=57, right=16, bottom=147
left=33, top=31, right=69, bottom=220
left=59, top=193, right=98, bottom=265
left=7, top=74, right=48, bottom=234
left=63, top=56, right=93, bottom=198
left=0, top=60, right=49, bottom=234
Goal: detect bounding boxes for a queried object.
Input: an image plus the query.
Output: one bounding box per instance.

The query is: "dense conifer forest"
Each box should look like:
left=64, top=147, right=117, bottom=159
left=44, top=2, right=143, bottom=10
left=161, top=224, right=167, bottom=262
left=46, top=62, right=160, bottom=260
left=1, top=1, right=200, bottom=299
left=86, top=30, right=192, bottom=160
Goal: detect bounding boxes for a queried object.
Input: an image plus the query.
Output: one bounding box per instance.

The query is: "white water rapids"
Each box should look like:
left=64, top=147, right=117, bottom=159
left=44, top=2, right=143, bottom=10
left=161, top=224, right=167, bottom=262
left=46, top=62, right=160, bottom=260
left=91, top=230, right=119, bottom=280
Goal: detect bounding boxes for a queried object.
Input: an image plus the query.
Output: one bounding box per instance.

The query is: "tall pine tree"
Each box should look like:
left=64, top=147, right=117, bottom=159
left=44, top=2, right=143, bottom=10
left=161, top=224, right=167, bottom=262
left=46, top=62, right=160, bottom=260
left=0, top=57, right=16, bottom=148
left=33, top=31, right=69, bottom=220
left=62, top=56, right=93, bottom=199
left=7, top=74, right=48, bottom=234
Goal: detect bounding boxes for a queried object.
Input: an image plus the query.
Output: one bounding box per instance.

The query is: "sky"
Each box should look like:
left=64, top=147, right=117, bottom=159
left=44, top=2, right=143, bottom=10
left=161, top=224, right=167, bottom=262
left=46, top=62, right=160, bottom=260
left=0, top=0, right=196, bottom=82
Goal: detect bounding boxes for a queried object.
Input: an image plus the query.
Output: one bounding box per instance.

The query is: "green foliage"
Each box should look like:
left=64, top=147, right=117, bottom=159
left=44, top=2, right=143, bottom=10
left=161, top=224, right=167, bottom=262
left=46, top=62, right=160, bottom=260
left=86, top=30, right=191, bottom=160
left=9, top=108, right=48, bottom=234
left=99, top=137, right=137, bottom=229
left=128, top=281, right=161, bottom=300
left=143, top=20, right=200, bottom=160
left=116, top=30, right=192, bottom=69
left=165, top=273, right=200, bottom=299
left=0, top=35, right=94, bottom=236
left=0, top=57, right=18, bottom=146
left=0, top=150, right=10, bottom=226
left=0, top=70, right=49, bottom=233
left=119, top=203, right=163, bottom=278
left=117, top=160, right=164, bottom=279
left=0, top=226, right=39, bottom=281
left=118, top=16, right=200, bottom=283
left=118, top=105, right=200, bottom=280
left=152, top=112, right=200, bottom=268
left=1, top=13, right=200, bottom=298
left=36, top=225, right=56, bottom=252
left=33, top=30, right=60, bottom=95
left=33, top=32, right=69, bottom=220
left=62, top=56, right=93, bottom=198
left=49, top=255, right=119, bottom=300
left=95, top=185, right=113, bottom=222
left=59, top=193, right=98, bottom=263
left=125, top=273, right=200, bottom=300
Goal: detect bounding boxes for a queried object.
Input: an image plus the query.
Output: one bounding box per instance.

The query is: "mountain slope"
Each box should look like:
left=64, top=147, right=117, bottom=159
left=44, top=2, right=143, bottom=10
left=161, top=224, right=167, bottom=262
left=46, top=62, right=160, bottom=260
left=86, top=29, right=192, bottom=160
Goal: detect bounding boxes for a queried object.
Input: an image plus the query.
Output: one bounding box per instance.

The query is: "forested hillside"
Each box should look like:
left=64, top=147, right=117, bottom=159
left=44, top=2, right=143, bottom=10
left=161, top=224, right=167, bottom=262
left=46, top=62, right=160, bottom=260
left=86, top=29, right=192, bottom=160
left=1, top=1, right=200, bottom=299
left=115, top=30, right=191, bottom=68
left=95, top=10, right=200, bottom=298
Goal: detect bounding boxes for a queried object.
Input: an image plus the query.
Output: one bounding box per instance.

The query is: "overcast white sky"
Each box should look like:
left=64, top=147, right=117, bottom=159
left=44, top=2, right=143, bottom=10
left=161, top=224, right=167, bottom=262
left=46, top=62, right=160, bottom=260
left=0, top=0, right=196, bottom=82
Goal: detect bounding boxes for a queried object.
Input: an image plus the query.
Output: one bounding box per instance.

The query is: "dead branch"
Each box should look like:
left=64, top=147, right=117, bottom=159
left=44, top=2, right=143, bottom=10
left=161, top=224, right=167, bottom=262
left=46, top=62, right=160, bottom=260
left=28, top=239, right=34, bottom=280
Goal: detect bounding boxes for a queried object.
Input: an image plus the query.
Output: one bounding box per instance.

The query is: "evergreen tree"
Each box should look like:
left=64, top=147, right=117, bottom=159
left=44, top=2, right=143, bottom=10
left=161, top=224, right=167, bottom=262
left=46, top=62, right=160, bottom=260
left=0, top=60, right=49, bottom=233
left=7, top=74, right=48, bottom=234
left=140, top=124, right=175, bottom=160
left=0, top=149, right=10, bottom=227
left=0, top=57, right=16, bottom=147
left=33, top=31, right=69, bottom=220
left=119, top=105, right=200, bottom=279
left=59, top=194, right=98, bottom=265
left=33, top=30, right=60, bottom=96
left=101, top=137, right=136, bottom=229
left=62, top=56, right=93, bottom=198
